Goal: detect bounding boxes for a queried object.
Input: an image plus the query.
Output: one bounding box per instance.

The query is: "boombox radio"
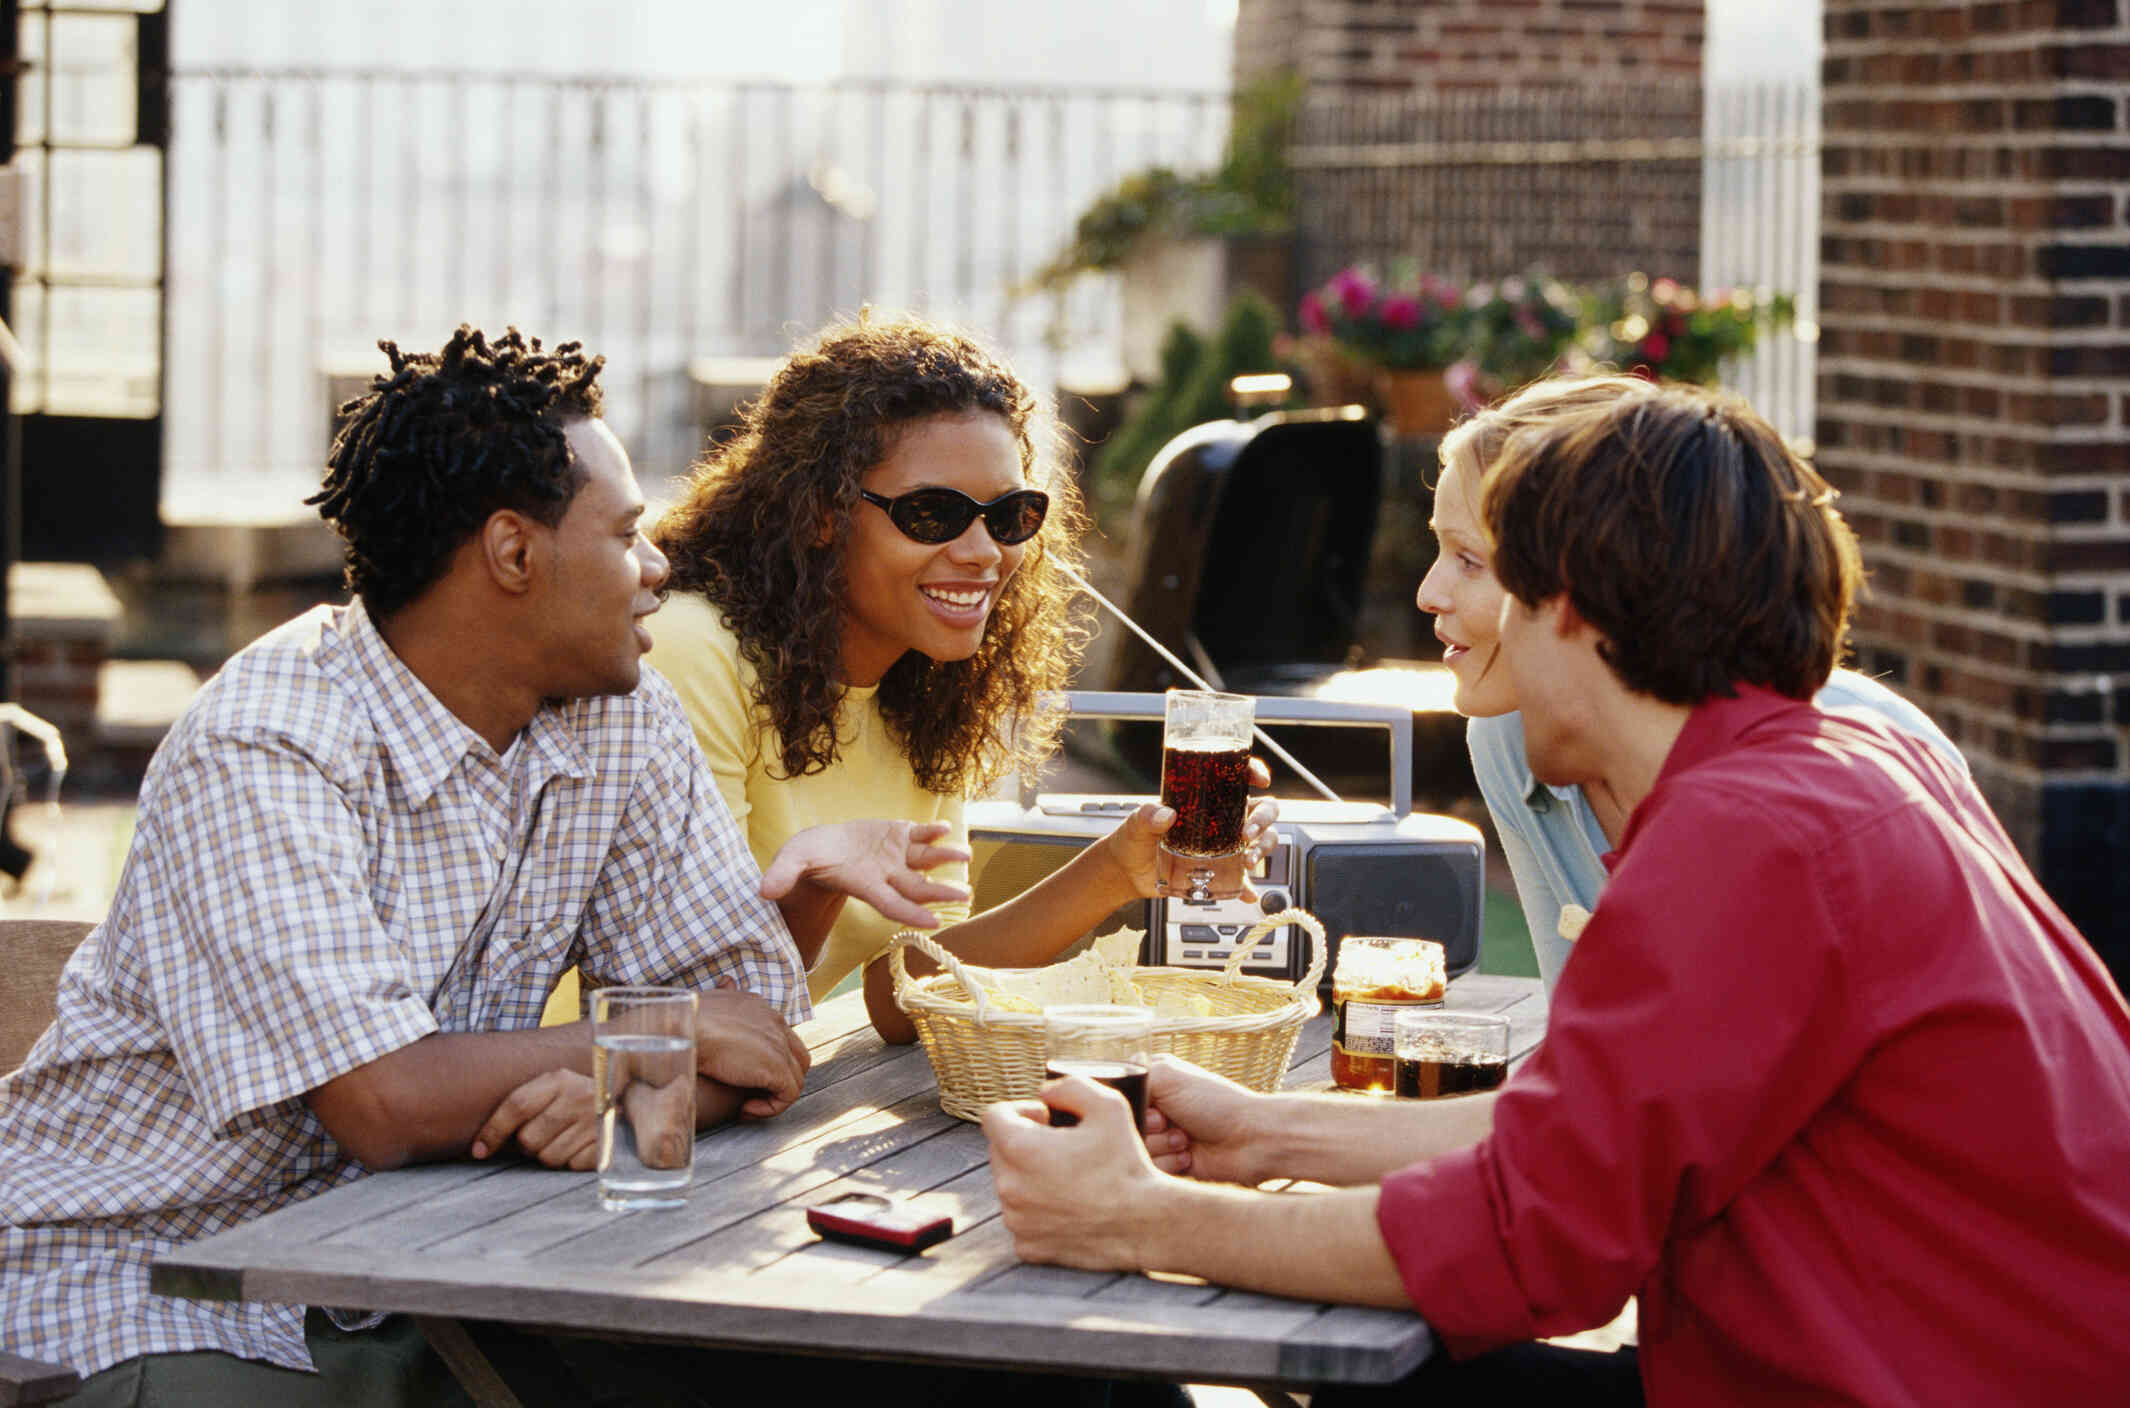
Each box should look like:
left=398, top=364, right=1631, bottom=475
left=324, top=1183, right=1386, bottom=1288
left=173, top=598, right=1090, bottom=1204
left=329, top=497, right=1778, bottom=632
left=966, top=692, right=1484, bottom=990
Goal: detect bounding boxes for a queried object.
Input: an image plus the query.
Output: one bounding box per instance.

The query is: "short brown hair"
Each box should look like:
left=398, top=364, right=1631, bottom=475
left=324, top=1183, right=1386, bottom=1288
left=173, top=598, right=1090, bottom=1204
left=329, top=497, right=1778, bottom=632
left=1480, top=378, right=1862, bottom=704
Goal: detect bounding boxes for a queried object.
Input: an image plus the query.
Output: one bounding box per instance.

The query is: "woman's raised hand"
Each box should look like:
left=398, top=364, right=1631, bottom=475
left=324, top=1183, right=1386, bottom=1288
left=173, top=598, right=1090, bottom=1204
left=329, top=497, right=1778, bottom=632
left=760, top=819, right=973, bottom=930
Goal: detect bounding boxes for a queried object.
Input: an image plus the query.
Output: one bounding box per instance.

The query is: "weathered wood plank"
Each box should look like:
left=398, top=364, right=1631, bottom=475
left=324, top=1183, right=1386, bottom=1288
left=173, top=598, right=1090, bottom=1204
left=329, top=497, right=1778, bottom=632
left=796, top=992, right=880, bottom=1050
left=424, top=1091, right=965, bottom=1266
left=146, top=1161, right=519, bottom=1297
left=1277, top=1304, right=1435, bottom=1384
left=640, top=1120, right=994, bottom=1284
left=220, top=1250, right=1362, bottom=1384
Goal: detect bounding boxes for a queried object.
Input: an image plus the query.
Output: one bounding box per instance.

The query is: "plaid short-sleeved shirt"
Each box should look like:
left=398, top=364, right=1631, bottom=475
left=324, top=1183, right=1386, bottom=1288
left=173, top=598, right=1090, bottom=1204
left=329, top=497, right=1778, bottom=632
left=0, top=600, right=808, bottom=1377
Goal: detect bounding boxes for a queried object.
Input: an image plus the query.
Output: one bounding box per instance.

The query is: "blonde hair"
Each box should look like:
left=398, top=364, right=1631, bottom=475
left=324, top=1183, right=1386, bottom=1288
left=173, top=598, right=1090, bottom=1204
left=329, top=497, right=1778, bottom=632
left=1437, top=374, right=1656, bottom=543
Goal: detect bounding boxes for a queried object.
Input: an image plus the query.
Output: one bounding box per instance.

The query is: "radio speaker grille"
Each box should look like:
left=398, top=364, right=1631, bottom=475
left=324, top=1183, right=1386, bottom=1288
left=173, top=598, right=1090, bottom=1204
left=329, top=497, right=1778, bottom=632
left=1305, top=842, right=1483, bottom=978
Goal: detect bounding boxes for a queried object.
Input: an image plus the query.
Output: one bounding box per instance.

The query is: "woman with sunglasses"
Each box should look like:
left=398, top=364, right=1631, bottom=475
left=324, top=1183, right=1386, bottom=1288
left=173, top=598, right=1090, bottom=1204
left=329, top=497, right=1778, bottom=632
left=647, top=314, right=1274, bottom=1044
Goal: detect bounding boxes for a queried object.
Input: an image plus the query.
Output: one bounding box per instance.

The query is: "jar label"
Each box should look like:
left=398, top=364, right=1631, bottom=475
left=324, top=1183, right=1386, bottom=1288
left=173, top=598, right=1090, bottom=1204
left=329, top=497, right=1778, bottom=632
left=1335, top=1000, right=1410, bottom=1058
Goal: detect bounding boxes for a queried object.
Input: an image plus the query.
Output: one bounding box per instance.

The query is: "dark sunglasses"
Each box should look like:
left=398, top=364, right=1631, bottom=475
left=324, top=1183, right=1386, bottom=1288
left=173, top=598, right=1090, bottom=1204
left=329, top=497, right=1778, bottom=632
left=859, top=486, right=1050, bottom=545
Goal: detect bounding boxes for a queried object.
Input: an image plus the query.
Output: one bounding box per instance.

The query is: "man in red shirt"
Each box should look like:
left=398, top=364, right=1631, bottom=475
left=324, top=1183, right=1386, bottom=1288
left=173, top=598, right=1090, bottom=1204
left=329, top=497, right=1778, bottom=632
left=984, top=381, right=2130, bottom=1404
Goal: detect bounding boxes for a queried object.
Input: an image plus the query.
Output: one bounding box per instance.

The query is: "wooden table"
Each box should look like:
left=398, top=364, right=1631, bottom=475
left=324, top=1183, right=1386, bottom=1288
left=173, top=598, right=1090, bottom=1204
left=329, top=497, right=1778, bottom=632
left=151, top=974, right=1547, bottom=1400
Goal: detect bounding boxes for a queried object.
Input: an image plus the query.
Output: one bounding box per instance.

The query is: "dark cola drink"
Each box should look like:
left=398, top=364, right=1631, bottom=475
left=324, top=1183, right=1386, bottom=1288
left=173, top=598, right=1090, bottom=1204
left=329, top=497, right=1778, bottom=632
left=1160, top=742, right=1251, bottom=856
left=1044, top=1059, right=1150, bottom=1130
left=1395, top=1053, right=1509, bottom=1099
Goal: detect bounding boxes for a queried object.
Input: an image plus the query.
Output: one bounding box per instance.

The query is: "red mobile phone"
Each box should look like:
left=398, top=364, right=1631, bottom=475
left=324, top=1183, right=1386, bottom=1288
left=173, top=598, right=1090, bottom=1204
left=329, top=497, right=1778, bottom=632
left=805, top=1192, right=954, bottom=1252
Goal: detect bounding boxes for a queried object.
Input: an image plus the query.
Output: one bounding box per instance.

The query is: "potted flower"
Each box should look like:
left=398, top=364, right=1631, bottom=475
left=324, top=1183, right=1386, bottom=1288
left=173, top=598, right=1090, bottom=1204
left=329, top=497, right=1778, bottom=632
left=1568, top=273, right=1797, bottom=384
left=1296, top=265, right=1472, bottom=434
left=1459, top=276, right=1583, bottom=400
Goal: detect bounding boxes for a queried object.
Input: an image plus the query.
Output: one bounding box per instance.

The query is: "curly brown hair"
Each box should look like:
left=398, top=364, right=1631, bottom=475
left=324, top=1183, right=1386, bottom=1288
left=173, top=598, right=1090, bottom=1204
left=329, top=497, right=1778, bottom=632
left=652, top=314, right=1091, bottom=796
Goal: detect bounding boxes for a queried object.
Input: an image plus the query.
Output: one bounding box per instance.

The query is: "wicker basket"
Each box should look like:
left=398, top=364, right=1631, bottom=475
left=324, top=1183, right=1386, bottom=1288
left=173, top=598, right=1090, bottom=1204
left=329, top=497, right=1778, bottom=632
left=887, top=910, right=1326, bottom=1122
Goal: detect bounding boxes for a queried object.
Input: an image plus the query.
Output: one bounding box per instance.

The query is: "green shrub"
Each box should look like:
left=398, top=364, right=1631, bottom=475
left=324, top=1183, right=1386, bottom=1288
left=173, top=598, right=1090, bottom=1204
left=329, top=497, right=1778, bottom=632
left=1087, top=293, right=1284, bottom=532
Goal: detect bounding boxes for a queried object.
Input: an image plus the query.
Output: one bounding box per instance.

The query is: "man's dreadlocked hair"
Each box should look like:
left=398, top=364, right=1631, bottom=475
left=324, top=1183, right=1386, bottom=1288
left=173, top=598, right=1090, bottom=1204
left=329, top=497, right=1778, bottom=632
left=309, top=325, right=606, bottom=619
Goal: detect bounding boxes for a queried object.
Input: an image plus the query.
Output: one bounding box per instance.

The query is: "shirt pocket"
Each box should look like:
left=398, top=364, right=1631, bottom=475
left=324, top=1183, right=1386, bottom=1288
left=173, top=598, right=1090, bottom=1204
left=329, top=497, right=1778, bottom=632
left=467, top=912, right=580, bottom=1029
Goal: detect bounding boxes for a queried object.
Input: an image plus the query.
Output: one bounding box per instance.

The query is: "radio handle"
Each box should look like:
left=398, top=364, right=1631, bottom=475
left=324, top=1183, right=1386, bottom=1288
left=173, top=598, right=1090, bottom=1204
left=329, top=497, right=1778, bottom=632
left=1028, top=690, right=1413, bottom=819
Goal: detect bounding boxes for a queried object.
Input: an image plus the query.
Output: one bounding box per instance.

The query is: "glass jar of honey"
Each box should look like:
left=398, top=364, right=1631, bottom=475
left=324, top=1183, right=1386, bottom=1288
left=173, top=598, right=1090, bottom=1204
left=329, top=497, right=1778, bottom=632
left=1330, top=936, right=1447, bottom=1093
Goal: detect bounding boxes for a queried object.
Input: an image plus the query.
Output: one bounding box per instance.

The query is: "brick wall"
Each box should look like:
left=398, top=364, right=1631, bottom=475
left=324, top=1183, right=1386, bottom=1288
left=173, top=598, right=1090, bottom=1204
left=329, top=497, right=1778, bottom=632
left=1818, top=0, right=2130, bottom=971
left=1240, top=0, right=1705, bottom=292
left=1235, top=0, right=1704, bottom=94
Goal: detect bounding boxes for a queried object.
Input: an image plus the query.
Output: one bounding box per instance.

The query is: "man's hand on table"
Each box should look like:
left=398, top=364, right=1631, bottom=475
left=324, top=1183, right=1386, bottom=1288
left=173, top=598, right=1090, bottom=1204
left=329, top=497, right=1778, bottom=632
left=982, top=1076, right=1173, bottom=1271
left=695, top=981, right=811, bottom=1118
left=471, top=1068, right=695, bottom=1171
left=471, top=1069, right=601, bottom=1169
left=985, top=1063, right=1419, bottom=1307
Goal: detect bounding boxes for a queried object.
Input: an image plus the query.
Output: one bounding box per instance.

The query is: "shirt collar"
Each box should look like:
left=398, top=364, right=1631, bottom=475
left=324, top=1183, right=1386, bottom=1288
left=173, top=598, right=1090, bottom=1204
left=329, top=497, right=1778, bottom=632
left=1613, top=683, right=1806, bottom=857
left=330, top=599, right=592, bottom=806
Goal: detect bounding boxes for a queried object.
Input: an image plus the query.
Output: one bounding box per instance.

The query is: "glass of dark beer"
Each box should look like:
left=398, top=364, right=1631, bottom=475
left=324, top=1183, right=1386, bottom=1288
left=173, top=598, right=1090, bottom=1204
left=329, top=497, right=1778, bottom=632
left=1392, top=1010, right=1511, bottom=1099
left=1042, top=1004, right=1155, bottom=1130
left=1158, top=688, right=1255, bottom=903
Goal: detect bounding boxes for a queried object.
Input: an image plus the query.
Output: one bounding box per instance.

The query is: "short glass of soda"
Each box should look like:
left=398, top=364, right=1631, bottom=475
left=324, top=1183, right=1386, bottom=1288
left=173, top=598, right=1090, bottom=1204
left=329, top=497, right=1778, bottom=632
left=1042, top=1004, right=1155, bottom=1130
left=1392, top=1009, right=1511, bottom=1099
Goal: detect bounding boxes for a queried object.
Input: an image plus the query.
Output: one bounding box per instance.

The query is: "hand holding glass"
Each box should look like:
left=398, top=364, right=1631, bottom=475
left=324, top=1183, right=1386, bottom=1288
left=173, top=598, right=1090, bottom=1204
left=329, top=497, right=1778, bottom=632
left=593, top=986, right=698, bottom=1210
left=1159, top=689, right=1255, bottom=903
left=1042, top=1004, right=1154, bottom=1130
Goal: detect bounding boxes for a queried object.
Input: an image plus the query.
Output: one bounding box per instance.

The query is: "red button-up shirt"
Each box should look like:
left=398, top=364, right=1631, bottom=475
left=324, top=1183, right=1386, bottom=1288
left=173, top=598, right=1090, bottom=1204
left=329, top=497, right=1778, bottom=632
left=1378, top=686, right=2130, bottom=1404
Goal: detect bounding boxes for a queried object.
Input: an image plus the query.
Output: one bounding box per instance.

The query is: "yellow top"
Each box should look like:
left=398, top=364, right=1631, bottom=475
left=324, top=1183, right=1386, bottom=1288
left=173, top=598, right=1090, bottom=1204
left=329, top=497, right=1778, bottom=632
left=644, top=591, right=971, bottom=1002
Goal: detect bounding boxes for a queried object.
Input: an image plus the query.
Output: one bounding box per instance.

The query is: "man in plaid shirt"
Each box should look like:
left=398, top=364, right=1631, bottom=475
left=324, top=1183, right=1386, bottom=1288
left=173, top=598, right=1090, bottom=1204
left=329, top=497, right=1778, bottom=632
left=0, top=327, right=968, bottom=1403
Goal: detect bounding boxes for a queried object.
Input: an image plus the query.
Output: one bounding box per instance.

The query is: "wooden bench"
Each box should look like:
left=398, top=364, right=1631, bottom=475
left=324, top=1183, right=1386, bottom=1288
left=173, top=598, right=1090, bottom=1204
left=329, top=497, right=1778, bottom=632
left=0, top=1351, right=80, bottom=1406
left=1, top=918, right=94, bottom=1072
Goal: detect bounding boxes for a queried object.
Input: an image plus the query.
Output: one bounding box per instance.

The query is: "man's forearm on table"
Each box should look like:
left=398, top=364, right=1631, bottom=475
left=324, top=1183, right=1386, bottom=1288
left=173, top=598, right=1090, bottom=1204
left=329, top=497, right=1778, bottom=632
left=1134, top=1180, right=1411, bottom=1308
left=307, top=1023, right=597, bottom=1170
left=1248, top=1089, right=1499, bottom=1187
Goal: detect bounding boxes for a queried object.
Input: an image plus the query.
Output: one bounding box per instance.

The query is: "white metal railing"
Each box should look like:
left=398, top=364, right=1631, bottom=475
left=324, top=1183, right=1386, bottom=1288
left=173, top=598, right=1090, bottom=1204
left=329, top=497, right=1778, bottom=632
left=157, top=70, right=1230, bottom=499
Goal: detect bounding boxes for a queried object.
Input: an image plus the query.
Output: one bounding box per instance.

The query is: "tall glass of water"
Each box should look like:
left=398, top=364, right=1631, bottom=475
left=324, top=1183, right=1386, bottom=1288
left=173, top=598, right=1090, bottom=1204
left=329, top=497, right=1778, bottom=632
left=592, top=986, right=698, bottom=1212
left=1159, top=689, right=1256, bottom=903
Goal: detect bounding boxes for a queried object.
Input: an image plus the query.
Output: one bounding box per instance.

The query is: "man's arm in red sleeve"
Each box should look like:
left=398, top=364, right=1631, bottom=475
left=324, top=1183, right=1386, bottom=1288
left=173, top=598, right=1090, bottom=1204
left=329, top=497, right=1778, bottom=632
left=1376, top=787, right=1875, bottom=1350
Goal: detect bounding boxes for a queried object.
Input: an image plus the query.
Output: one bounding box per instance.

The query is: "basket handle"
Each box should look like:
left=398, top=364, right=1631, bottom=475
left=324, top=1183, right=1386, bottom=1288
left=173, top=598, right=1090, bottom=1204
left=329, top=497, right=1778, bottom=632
left=887, top=929, right=1003, bottom=1023
left=1219, top=908, right=1327, bottom=992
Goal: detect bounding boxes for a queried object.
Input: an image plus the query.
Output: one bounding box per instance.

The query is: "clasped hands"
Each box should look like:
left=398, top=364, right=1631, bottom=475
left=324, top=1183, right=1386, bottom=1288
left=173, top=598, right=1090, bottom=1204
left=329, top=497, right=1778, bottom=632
left=981, top=1055, right=1265, bottom=1271
left=473, top=982, right=810, bottom=1170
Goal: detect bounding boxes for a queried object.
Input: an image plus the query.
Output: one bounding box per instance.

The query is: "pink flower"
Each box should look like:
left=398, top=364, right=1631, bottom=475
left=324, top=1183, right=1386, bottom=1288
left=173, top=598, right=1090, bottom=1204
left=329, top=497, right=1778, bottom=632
left=1330, top=267, right=1377, bottom=319
left=1515, top=308, right=1546, bottom=340
left=1379, top=294, right=1423, bottom=331
left=1299, top=291, right=1329, bottom=335
left=1639, top=332, right=1670, bottom=364
left=1445, top=359, right=1485, bottom=410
